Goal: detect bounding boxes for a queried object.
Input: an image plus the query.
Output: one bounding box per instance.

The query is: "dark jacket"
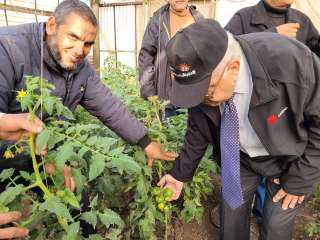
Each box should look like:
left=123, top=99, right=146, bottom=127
left=171, top=32, right=320, bottom=196
left=225, top=0, right=320, bottom=57
left=0, top=23, right=149, bottom=147
left=138, top=4, right=203, bottom=100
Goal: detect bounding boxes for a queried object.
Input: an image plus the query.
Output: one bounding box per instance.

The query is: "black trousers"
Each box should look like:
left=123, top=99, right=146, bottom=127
left=220, top=153, right=302, bottom=240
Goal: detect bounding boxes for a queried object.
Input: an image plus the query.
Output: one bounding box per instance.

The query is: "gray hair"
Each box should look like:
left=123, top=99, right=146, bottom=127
left=213, top=32, right=242, bottom=74
left=53, top=0, right=98, bottom=27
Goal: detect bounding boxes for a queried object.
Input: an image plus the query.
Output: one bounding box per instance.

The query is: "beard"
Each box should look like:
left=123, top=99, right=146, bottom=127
left=47, top=33, right=80, bottom=71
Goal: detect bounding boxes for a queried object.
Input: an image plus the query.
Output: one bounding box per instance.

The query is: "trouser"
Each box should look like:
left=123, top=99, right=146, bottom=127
left=220, top=154, right=302, bottom=240
left=252, top=176, right=266, bottom=220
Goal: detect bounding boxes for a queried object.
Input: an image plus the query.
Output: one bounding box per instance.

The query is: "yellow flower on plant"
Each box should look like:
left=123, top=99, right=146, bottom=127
left=3, top=149, right=14, bottom=159
left=16, top=89, right=27, bottom=99
left=15, top=146, right=24, bottom=154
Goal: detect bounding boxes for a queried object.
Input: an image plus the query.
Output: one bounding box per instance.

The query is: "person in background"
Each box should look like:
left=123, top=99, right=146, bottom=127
left=225, top=0, right=320, bottom=57
left=138, top=0, right=203, bottom=119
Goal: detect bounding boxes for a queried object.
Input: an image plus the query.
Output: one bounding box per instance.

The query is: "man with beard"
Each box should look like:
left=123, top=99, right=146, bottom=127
left=138, top=0, right=203, bottom=118
left=0, top=0, right=175, bottom=170
left=0, top=0, right=176, bottom=236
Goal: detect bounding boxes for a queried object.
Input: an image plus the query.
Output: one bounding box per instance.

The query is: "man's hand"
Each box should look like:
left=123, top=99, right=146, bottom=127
left=0, top=211, right=28, bottom=239
left=62, top=166, right=76, bottom=192
left=0, top=113, right=44, bottom=141
left=144, top=142, right=177, bottom=167
left=272, top=178, right=305, bottom=210
left=157, top=174, right=183, bottom=201
left=276, top=23, right=300, bottom=38
left=44, top=163, right=76, bottom=192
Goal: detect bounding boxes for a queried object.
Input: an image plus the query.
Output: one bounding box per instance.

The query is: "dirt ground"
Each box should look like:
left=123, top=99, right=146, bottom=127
left=171, top=175, right=320, bottom=240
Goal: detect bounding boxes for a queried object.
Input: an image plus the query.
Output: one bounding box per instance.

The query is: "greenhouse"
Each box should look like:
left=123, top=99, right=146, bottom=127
left=0, top=0, right=319, bottom=239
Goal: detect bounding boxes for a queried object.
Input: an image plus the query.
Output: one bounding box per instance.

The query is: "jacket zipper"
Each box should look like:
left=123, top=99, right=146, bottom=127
left=63, top=73, right=73, bottom=104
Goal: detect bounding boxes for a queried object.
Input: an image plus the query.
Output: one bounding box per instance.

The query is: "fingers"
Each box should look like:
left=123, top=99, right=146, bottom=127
left=288, top=196, right=298, bottom=209
left=164, top=152, right=178, bottom=160
left=69, top=177, right=76, bottom=192
left=23, top=114, right=44, bottom=133
left=62, top=166, right=76, bottom=192
left=298, top=195, right=305, bottom=204
left=63, top=166, right=72, bottom=190
left=0, top=227, right=29, bottom=239
left=147, top=158, right=153, bottom=167
left=35, top=144, right=47, bottom=156
left=281, top=194, right=293, bottom=210
left=156, top=175, right=183, bottom=201
left=159, top=152, right=177, bottom=161
left=273, top=188, right=286, bottom=203
left=272, top=188, right=305, bottom=210
left=287, top=23, right=300, bottom=29
left=157, top=175, right=167, bottom=187
left=0, top=130, right=25, bottom=141
left=0, top=212, right=22, bottom=225
left=44, top=163, right=56, bottom=175
left=273, top=178, right=280, bottom=185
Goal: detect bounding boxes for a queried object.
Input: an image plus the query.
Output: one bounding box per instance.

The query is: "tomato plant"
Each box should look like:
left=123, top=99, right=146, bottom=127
left=0, top=58, right=218, bottom=239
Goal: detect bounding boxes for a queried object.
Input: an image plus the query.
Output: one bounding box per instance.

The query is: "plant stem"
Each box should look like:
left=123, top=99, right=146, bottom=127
left=23, top=183, right=38, bottom=192
left=165, top=210, right=168, bottom=240
left=28, top=133, right=51, bottom=198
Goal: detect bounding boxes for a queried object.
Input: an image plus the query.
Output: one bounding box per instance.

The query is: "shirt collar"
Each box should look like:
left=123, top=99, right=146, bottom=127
left=234, top=49, right=251, bottom=94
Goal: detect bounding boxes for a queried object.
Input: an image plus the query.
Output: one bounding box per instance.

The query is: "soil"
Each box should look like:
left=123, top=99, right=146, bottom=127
left=171, top=175, right=320, bottom=240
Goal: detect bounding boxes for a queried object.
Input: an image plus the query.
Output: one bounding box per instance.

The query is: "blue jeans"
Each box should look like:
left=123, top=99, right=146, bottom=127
left=220, top=159, right=302, bottom=240
left=252, top=176, right=266, bottom=221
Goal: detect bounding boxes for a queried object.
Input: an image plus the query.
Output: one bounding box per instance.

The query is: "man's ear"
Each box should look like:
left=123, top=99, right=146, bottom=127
left=46, top=16, right=57, bottom=36
left=227, top=58, right=240, bottom=73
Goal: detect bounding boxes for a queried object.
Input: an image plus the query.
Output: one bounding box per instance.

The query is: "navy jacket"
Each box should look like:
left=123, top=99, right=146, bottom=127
left=0, top=23, right=148, bottom=146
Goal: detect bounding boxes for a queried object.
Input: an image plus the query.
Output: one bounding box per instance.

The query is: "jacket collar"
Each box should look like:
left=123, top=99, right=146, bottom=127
left=251, top=1, right=278, bottom=28
left=235, top=36, right=279, bottom=108
left=251, top=1, right=298, bottom=27
left=33, top=22, right=83, bottom=76
left=160, top=4, right=204, bottom=39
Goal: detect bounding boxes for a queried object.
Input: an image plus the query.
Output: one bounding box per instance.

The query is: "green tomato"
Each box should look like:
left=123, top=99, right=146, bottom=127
left=156, top=195, right=164, bottom=203
left=152, top=187, right=161, bottom=196
left=163, top=188, right=173, bottom=199
left=158, top=202, right=165, bottom=211
left=163, top=205, right=170, bottom=212
left=56, top=190, right=66, bottom=198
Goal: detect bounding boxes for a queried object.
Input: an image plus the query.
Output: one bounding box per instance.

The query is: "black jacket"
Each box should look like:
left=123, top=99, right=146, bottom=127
left=138, top=4, right=203, bottom=100
left=225, top=0, right=320, bottom=57
left=0, top=23, right=148, bottom=146
left=171, top=33, right=320, bottom=196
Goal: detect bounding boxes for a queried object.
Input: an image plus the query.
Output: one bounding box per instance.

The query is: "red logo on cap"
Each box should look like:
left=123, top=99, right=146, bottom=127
left=177, top=63, right=191, bottom=72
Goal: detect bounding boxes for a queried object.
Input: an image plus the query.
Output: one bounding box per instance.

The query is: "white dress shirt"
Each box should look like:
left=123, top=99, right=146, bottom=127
left=220, top=50, right=269, bottom=157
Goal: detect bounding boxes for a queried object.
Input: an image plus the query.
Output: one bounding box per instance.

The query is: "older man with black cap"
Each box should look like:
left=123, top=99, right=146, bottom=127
left=157, top=19, right=320, bottom=239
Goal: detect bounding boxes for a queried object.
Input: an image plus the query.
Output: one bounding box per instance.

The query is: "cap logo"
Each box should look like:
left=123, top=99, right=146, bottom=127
left=177, top=63, right=191, bottom=72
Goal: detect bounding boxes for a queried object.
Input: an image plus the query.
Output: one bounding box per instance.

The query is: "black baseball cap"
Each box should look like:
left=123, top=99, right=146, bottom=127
left=166, top=19, right=228, bottom=108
